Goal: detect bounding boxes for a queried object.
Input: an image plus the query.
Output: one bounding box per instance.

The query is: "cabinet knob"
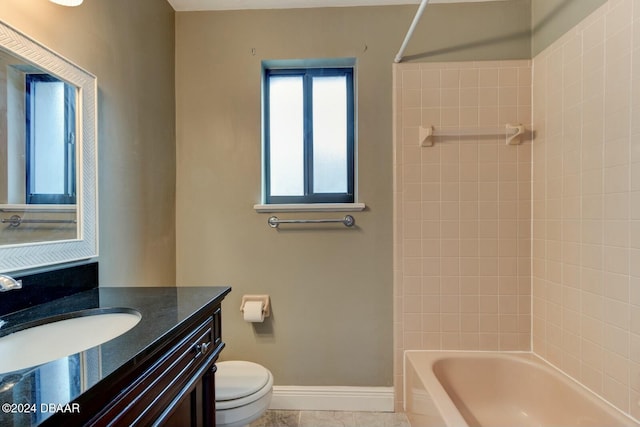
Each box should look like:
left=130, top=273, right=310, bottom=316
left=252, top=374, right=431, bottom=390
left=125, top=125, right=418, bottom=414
left=201, top=342, right=210, bottom=354
left=193, top=342, right=211, bottom=357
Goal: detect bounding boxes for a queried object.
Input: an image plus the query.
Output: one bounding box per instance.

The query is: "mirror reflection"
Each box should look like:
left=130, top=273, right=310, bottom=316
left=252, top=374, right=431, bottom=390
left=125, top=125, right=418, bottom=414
left=0, top=19, right=97, bottom=272
left=0, top=48, right=78, bottom=245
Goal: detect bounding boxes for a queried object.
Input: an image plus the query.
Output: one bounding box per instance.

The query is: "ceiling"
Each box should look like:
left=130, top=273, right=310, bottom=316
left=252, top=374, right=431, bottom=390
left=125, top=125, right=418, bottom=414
left=167, top=0, right=508, bottom=12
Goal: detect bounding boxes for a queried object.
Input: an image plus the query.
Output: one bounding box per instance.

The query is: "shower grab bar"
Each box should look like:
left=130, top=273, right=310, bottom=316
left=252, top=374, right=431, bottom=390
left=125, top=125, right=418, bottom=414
left=267, top=215, right=355, bottom=229
left=1, top=215, right=77, bottom=228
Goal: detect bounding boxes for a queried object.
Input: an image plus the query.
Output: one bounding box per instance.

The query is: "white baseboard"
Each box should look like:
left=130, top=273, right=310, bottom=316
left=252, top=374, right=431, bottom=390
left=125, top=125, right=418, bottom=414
left=269, top=386, right=394, bottom=412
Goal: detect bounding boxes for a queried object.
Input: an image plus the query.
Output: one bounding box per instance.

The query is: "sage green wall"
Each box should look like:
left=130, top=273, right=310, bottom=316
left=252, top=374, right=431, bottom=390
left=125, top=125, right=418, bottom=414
left=0, top=0, right=176, bottom=286
left=532, top=0, right=608, bottom=55
left=400, top=0, right=531, bottom=61
left=175, top=1, right=531, bottom=386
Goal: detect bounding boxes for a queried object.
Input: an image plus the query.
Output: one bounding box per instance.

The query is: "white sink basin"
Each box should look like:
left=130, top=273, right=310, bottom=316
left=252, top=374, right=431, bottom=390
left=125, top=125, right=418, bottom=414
left=0, top=308, right=141, bottom=374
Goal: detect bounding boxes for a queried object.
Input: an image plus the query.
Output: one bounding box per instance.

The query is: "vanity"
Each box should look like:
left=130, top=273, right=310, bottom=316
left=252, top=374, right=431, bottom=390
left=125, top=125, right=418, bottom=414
left=0, top=263, right=231, bottom=426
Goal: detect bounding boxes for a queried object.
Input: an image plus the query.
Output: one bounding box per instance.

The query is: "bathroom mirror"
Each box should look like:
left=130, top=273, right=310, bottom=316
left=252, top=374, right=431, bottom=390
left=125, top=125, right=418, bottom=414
left=0, top=20, right=97, bottom=273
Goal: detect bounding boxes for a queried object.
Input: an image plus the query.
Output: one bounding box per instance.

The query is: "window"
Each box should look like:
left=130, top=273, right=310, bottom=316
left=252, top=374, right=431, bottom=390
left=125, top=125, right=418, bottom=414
left=263, top=63, right=355, bottom=205
left=25, top=74, right=76, bottom=204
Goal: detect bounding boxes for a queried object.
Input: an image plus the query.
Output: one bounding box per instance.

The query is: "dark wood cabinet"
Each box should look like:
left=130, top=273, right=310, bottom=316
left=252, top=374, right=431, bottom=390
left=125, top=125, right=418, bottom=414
left=42, top=303, right=225, bottom=427
left=163, top=363, right=216, bottom=427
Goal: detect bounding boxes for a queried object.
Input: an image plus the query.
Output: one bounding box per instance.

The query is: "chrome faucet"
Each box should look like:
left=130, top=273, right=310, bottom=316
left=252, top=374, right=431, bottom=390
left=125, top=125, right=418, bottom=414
left=0, top=275, right=22, bottom=292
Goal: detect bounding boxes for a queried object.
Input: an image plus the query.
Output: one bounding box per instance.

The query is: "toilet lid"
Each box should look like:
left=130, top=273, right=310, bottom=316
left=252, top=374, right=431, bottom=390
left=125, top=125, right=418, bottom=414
left=216, top=361, right=271, bottom=401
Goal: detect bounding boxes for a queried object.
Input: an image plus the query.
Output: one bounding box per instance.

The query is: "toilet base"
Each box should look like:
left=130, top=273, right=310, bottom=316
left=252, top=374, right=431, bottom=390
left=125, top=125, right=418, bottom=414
left=216, top=389, right=272, bottom=427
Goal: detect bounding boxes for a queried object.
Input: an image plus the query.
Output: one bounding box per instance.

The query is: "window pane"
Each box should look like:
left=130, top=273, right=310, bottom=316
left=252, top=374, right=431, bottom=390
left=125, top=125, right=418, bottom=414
left=33, top=81, right=65, bottom=194
left=269, top=75, right=304, bottom=196
left=312, top=75, right=347, bottom=194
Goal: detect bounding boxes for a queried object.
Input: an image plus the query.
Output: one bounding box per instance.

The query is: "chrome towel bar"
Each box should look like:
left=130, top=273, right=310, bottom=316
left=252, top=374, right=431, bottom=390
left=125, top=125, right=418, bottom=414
left=1, top=214, right=77, bottom=228
left=268, top=215, right=355, bottom=229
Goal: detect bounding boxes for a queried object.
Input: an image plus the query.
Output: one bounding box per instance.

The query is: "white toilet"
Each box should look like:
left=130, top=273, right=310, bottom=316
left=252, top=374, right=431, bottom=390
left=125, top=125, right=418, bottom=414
left=215, top=361, right=274, bottom=427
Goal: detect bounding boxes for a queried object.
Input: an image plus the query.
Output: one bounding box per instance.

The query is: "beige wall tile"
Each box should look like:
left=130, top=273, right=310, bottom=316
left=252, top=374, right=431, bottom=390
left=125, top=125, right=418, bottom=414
left=527, top=0, right=640, bottom=420
left=395, top=58, right=534, bottom=415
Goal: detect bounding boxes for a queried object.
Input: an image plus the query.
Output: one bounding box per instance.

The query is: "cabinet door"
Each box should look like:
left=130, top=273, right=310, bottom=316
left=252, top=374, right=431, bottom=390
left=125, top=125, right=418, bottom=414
left=163, top=386, right=197, bottom=427
left=162, top=364, right=216, bottom=427
left=163, top=380, right=201, bottom=427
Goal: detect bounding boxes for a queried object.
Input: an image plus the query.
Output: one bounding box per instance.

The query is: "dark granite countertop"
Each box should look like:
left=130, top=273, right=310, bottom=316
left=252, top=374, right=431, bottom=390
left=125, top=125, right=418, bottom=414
left=0, top=285, right=231, bottom=427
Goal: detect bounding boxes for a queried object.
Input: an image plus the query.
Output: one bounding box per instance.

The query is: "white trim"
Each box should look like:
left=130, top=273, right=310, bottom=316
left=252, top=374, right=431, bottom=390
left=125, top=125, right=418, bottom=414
left=168, top=0, right=511, bottom=12
left=0, top=204, right=77, bottom=213
left=269, top=386, right=394, bottom=412
left=254, top=203, right=366, bottom=213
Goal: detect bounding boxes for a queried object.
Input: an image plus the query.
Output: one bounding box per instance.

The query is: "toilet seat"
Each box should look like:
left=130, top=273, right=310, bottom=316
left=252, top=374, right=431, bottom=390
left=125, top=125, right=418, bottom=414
left=216, top=361, right=273, bottom=410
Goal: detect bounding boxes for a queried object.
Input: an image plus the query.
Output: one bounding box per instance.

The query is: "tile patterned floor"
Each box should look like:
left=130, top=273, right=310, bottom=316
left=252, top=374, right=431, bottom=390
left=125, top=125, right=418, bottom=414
left=250, top=410, right=410, bottom=427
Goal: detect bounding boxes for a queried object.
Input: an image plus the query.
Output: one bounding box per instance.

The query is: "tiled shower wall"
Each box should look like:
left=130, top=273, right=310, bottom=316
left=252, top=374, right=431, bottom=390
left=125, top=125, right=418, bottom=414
left=392, top=60, right=532, bottom=407
left=532, top=0, right=640, bottom=419
left=394, top=0, right=640, bottom=420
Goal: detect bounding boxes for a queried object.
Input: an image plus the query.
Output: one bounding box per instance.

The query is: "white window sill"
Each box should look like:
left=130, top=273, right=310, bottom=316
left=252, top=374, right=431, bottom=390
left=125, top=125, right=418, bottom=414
left=0, top=204, right=77, bottom=213
left=253, top=203, right=366, bottom=213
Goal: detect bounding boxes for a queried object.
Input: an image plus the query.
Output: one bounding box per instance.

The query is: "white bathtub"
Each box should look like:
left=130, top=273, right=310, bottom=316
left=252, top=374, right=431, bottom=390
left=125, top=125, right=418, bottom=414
left=404, top=351, right=638, bottom=427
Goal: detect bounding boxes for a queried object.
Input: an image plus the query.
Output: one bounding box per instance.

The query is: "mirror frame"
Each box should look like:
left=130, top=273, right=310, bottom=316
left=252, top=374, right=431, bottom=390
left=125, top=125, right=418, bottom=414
left=0, top=20, right=97, bottom=273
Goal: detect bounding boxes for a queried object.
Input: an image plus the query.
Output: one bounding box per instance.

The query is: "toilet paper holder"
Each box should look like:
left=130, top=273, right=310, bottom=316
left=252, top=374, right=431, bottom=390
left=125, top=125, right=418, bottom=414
left=240, top=295, right=271, bottom=318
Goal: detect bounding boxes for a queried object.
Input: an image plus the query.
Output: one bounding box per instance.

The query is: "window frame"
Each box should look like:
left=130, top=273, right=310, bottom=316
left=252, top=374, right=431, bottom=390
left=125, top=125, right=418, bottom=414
left=263, top=65, right=355, bottom=205
left=25, top=73, right=76, bottom=205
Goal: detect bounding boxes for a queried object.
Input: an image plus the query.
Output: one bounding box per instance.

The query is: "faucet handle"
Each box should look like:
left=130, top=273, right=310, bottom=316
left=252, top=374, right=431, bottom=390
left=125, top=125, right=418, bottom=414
left=0, top=275, right=22, bottom=292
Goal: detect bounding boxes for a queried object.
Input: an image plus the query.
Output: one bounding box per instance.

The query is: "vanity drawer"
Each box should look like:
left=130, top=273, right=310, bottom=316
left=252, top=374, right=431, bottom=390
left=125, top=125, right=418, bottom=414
left=89, top=311, right=221, bottom=426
